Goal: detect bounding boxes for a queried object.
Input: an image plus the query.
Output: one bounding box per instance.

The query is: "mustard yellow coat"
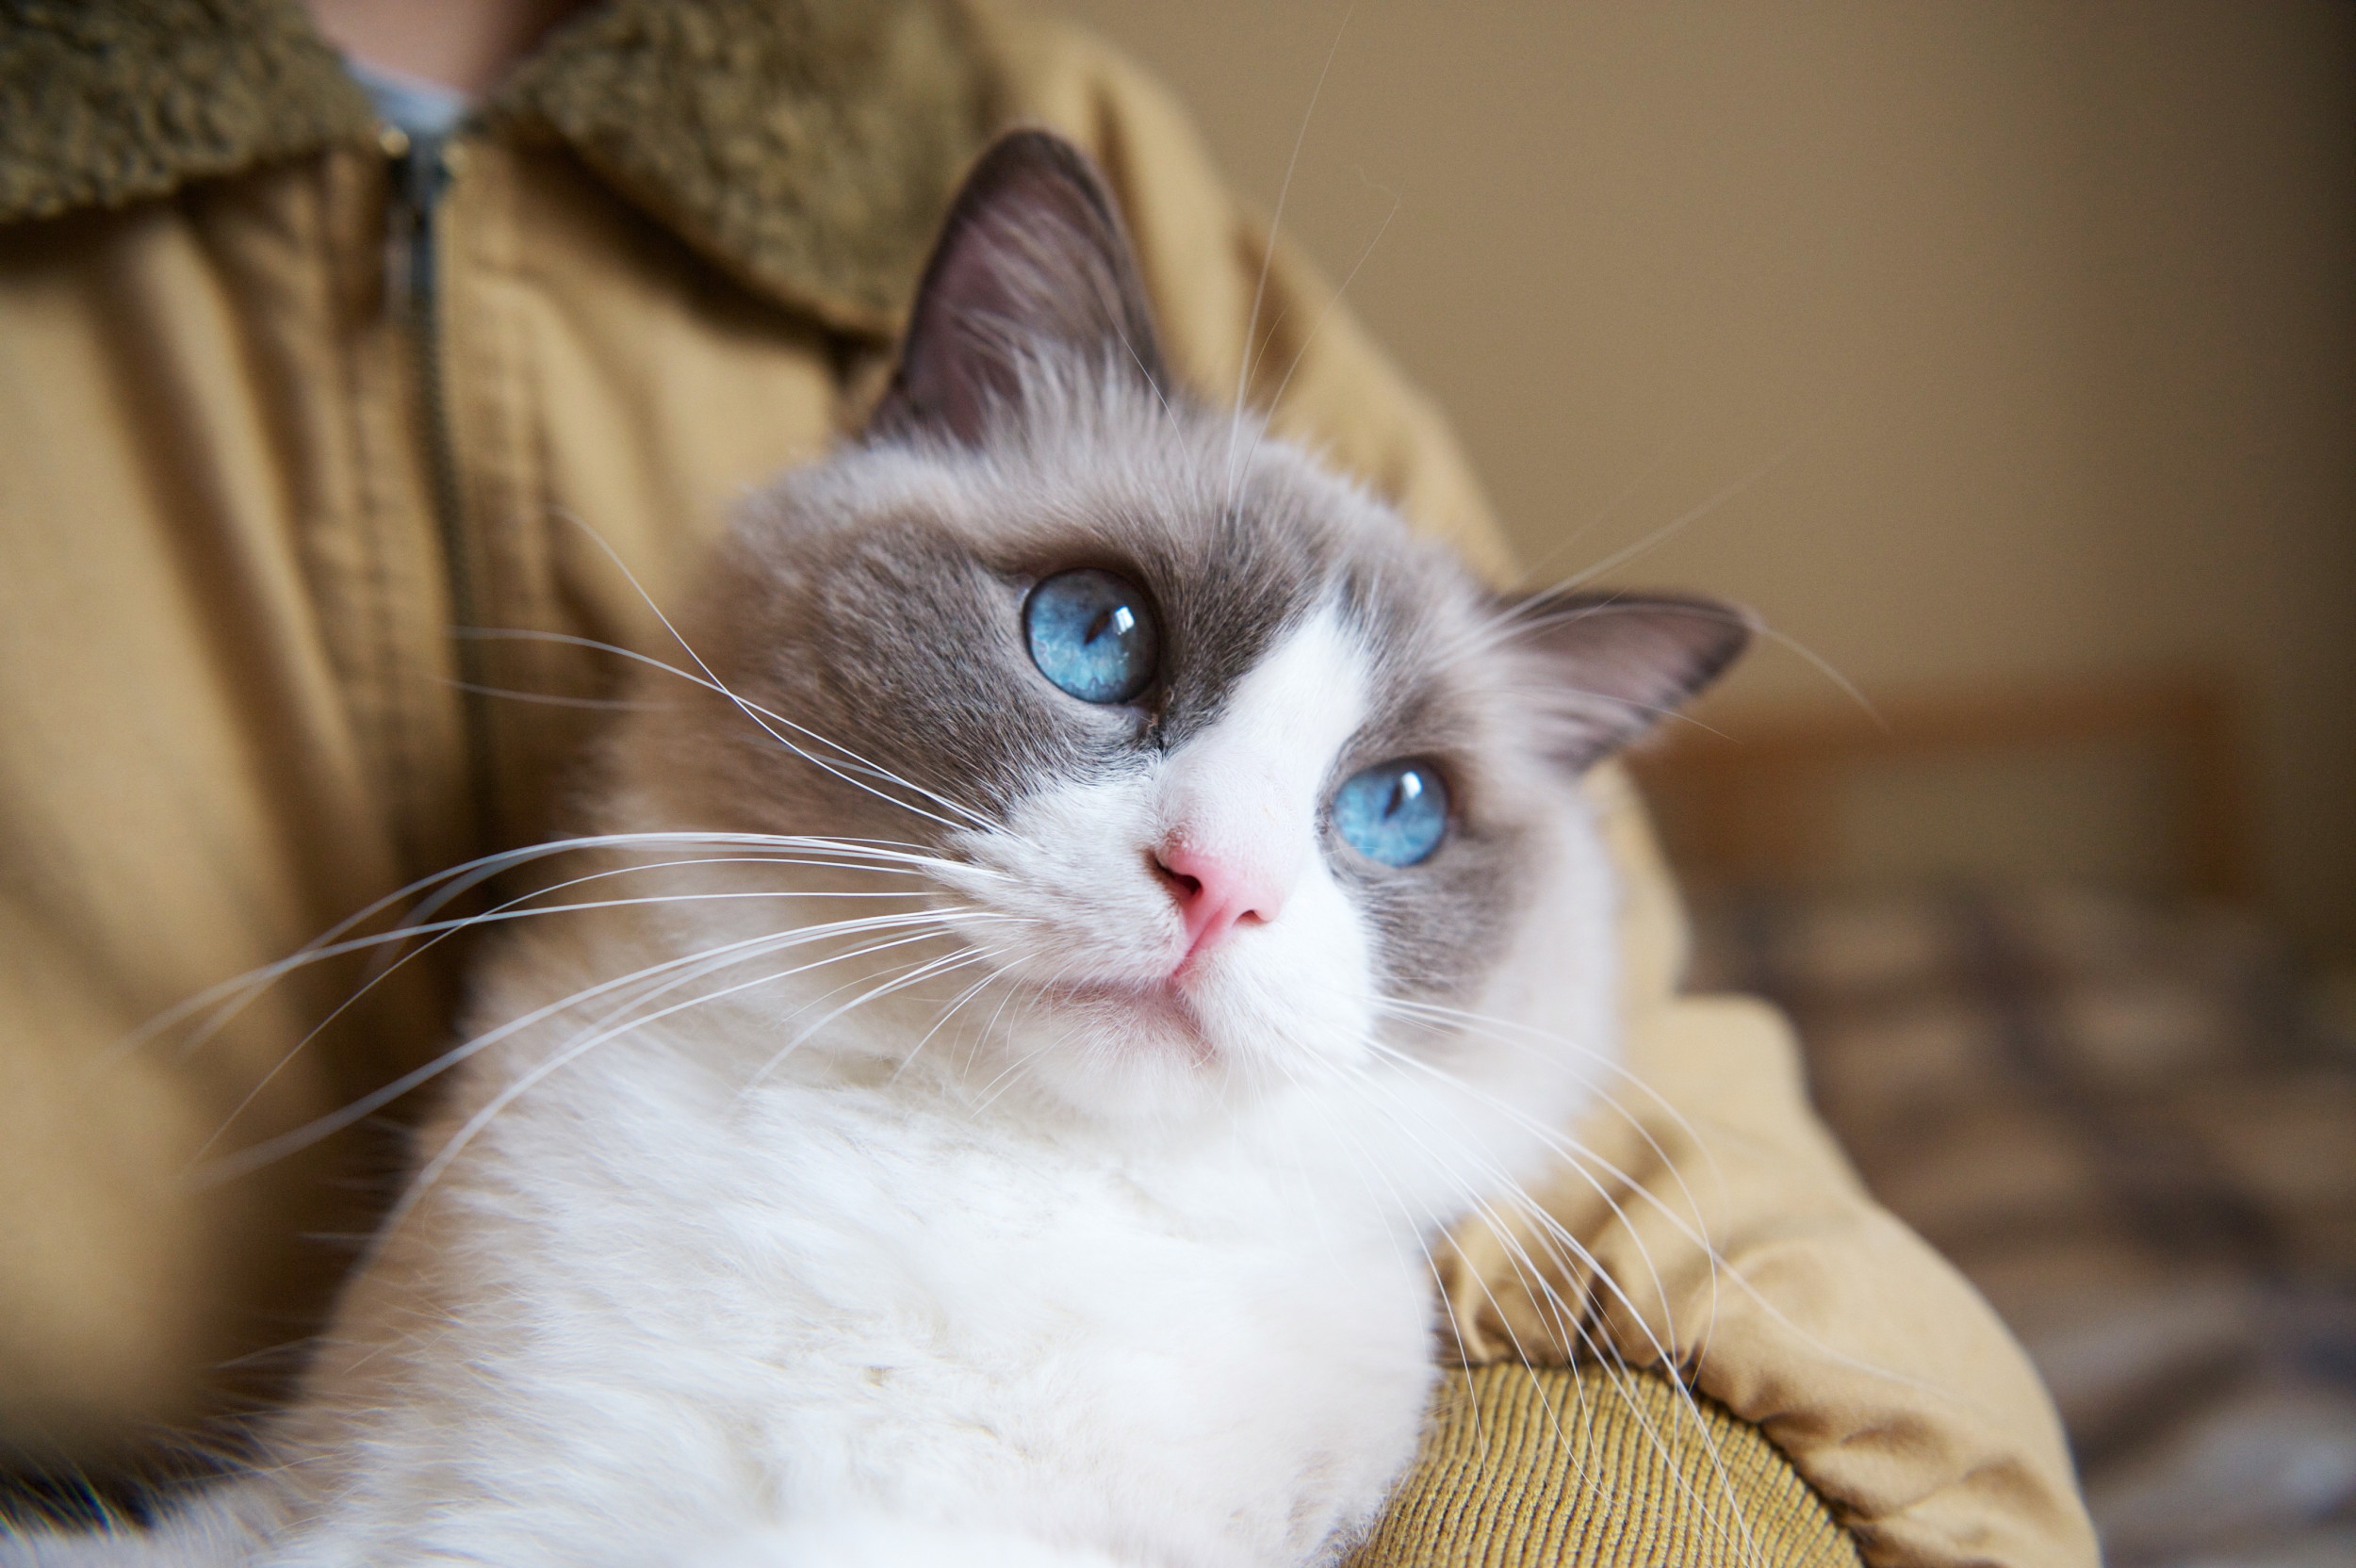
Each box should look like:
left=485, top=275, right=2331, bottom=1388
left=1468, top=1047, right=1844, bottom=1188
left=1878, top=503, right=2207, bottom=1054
left=0, top=3, right=2092, bottom=1562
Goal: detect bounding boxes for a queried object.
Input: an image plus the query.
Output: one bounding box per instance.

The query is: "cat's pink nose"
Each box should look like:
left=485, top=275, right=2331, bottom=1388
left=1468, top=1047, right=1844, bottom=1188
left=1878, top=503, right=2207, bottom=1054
left=1154, top=841, right=1288, bottom=968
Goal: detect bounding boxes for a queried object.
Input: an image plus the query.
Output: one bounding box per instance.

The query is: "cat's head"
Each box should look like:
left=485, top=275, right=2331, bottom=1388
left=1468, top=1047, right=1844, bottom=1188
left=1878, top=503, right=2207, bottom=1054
left=614, top=133, right=1744, bottom=1126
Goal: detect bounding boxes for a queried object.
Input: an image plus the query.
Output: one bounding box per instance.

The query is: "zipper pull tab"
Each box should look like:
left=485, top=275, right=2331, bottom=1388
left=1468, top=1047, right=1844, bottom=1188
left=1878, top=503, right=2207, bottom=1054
left=380, top=125, right=455, bottom=320
left=400, top=130, right=451, bottom=222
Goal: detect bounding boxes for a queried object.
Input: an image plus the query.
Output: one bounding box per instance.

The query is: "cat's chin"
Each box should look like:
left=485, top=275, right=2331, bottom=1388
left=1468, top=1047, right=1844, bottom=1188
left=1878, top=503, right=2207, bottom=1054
left=1039, top=978, right=1215, bottom=1066
left=989, top=971, right=1317, bottom=1125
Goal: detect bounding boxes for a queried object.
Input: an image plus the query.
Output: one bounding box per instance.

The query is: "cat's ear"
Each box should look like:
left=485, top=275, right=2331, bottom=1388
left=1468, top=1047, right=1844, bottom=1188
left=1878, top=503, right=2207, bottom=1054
left=869, top=130, right=1170, bottom=444
left=1502, top=593, right=1751, bottom=772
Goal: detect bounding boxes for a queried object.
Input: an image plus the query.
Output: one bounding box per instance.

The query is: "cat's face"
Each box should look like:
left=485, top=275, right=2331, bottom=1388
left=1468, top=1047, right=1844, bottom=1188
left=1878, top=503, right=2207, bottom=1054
left=608, top=134, right=1743, bottom=1124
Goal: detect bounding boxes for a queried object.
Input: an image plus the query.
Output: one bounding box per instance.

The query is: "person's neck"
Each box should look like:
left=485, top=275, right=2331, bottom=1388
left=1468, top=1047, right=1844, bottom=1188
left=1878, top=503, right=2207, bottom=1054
left=304, top=0, right=591, bottom=98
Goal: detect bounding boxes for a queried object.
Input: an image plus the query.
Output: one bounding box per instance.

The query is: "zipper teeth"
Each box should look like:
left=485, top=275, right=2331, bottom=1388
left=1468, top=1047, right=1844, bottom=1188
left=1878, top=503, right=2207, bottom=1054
left=398, top=132, right=501, bottom=857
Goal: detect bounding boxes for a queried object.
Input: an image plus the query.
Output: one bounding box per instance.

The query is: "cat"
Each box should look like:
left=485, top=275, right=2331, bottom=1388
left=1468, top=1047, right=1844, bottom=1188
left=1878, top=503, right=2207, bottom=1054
left=9, top=131, right=1744, bottom=1567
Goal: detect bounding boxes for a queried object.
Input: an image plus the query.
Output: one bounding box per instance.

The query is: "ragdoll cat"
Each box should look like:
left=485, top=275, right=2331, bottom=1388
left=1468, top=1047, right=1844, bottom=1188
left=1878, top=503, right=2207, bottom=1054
left=14, top=132, right=1743, bottom=1567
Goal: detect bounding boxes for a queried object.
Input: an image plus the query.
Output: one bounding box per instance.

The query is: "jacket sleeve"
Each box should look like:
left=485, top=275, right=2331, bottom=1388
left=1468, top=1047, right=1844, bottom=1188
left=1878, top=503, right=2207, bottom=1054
left=978, top=13, right=2097, bottom=1566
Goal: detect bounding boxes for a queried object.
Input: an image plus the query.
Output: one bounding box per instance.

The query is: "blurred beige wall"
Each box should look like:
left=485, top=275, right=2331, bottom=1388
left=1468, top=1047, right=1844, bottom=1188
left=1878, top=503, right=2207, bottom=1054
left=1052, top=0, right=2356, bottom=965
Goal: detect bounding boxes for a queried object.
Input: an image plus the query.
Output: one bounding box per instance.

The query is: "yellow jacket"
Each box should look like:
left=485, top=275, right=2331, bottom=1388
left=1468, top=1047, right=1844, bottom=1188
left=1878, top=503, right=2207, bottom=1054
left=0, top=3, right=2091, bottom=1562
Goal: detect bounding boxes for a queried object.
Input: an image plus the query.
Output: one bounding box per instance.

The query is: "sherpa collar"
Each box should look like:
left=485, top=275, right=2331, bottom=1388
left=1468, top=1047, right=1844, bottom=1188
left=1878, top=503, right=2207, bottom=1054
left=0, top=0, right=994, bottom=333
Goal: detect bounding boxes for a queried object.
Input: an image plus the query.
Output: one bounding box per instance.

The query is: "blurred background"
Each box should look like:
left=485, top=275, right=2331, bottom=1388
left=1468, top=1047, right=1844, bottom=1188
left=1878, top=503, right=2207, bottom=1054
left=1052, top=4, right=2355, bottom=1564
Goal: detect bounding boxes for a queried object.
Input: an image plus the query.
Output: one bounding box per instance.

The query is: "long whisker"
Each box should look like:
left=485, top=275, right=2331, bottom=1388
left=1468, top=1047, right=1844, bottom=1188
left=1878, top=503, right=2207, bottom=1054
left=1328, top=1062, right=1770, bottom=1564
left=1242, top=175, right=1399, bottom=458
left=472, top=509, right=1022, bottom=845
left=461, top=628, right=998, bottom=838
left=1534, top=426, right=1819, bottom=599
left=190, top=871, right=939, bottom=1161
left=108, top=831, right=987, bottom=1073
left=889, top=962, right=1012, bottom=1086
left=386, top=936, right=1001, bottom=1235
left=1510, top=439, right=1684, bottom=588
left=1268, top=1054, right=1559, bottom=1479
left=1743, top=620, right=1889, bottom=729
left=188, top=909, right=1002, bottom=1187
left=1380, top=996, right=1733, bottom=1225
left=1362, top=1030, right=1700, bottom=1356
left=445, top=679, right=673, bottom=711
left=1331, top=1054, right=1647, bottom=1364
left=742, top=941, right=1011, bottom=1091
left=1371, top=998, right=1739, bottom=1370
left=1369, top=1006, right=1731, bottom=1329
left=1226, top=2, right=1356, bottom=510
left=1371, top=1004, right=1937, bottom=1391
left=377, top=832, right=966, bottom=972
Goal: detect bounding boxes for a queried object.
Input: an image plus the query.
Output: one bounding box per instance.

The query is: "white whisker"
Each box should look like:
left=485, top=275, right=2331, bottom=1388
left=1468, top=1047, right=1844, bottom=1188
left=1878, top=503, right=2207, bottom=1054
left=1324, top=1058, right=1771, bottom=1566
left=188, top=910, right=1004, bottom=1187
left=457, top=627, right=999, bottom=838
left=385, top=938, right=1002, bottom=1234
left=740, top=942, right=1008, bottom=1092
left=1225, top=2, right=1356, bottom=512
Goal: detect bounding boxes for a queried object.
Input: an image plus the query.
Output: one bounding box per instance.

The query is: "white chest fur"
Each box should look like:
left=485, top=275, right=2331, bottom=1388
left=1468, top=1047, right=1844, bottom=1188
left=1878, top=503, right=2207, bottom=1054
left=286, top=1004, right=1448, bottom=1568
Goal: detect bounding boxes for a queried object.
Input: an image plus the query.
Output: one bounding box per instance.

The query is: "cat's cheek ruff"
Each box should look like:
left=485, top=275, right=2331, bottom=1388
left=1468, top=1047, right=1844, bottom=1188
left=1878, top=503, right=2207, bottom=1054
left=943, top=773, right=1179, bottom=988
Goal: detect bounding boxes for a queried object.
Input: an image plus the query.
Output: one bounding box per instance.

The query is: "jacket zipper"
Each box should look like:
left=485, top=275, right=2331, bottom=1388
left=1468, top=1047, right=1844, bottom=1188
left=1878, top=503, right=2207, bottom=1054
left=385, top=125, right=501, bottom=857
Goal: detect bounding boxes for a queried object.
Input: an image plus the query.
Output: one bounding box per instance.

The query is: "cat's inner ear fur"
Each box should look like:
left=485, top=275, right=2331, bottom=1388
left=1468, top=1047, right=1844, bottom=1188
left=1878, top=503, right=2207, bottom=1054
left=1503, top=592, right=1752, bottom=773
left=870, top=130, right=1170, bottom=444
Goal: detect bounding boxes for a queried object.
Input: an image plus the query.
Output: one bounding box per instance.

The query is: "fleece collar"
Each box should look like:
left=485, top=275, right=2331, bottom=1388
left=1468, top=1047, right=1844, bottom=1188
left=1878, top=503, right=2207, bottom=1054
left=0, top=0, right=995, bottom=334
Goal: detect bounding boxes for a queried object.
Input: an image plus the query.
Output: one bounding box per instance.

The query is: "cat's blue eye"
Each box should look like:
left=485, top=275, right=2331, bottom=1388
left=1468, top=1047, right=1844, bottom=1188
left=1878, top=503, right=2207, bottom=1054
left=1024, top=569, right=1158, bottom=704
left=1331, top=760, right=1450, bottom=867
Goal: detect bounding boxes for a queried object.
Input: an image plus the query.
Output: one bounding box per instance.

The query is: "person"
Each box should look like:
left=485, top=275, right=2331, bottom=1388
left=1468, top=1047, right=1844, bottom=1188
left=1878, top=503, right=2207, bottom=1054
left=0, top=2, right=2092, bottom=1560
